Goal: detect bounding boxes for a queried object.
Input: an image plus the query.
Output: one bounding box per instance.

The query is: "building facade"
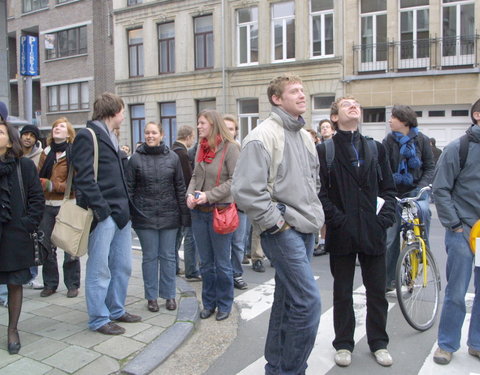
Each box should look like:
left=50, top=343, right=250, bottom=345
left=7, top=0, right=114, bottom=133
left=113, top=0, right=479, bottom=147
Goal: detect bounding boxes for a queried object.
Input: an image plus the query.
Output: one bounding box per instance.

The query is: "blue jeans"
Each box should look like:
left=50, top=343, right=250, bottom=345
left=438, top=230, right=480, bottom=352
left=136, top=228, right=177, bottom=300
left=261, top=228, right=321, bottom=375
left=85, top=216, right=133, bottom=331
left=231, top=211, right=248, bottom=277
left=175, top=226, right=200, bottom=278
left=386, top=190, right=431, bottom=288
left=191, top=209, right=234, bottom=313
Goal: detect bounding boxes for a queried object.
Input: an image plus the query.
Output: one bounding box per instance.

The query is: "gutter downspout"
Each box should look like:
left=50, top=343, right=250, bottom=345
left=221, top=0, right=226, bottom=113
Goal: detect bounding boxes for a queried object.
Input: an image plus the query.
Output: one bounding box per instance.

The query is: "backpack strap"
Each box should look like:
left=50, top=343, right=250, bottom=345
left=324, top=138, right=335, bottom=171
left=459, top=134, right=469, bottom=170
left=365, top=137, right=382, bottom=181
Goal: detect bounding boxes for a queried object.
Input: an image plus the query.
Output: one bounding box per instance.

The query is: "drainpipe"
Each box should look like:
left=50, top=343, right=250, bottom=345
left=221, top=0, right=226, bottom=113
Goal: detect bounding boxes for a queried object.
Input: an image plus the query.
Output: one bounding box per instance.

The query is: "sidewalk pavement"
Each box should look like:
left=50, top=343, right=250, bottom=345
left=0, top=248, right=200, bottom=375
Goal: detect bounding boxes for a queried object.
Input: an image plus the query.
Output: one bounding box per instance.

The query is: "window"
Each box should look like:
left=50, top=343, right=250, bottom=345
left=237, top=7, right=258, bottom=65
left=272, top=1, right=295, bottom=61
left=47, top=82, right=89, bottom=112
left=312, top=95, right=335, bottom=111
left=128, top=0, right=142, bottom=5
left=442, top=0, right=475, bottom=65
left=45, top=26, right=87, bottom=60
left=238, top=99, right=259, bottom=141
left=194, top=15, right=214, bottom=69
left=128, top=28, right=144, bottom=77
left=23, top=0, right=48, bottom=13
left=158, top=22, right=175, bottom=74
left=363, top=108, right=385, bottom=123
left=360, top=0, right=387, bottom=71
left=160, top=102, right=176, bottom=147
left=196, top=99, right=216, bottom=115
left=310, top=0, right=334, bottom=58
left=130, top=104, right=145, bottom=145
left=399, top=1, right=429, bottom=68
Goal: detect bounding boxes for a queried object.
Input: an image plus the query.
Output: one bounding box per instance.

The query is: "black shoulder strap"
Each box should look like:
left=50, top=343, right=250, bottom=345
left=365, top=137, right=382, bottom=181
left=324, top=138, right=335, bottom=171
left=16, top=160, right=27, bottom=213
left=459, top=134, right=469, bottom=170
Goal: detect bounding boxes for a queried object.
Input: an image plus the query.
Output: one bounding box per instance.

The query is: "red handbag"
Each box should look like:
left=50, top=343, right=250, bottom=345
left=212, top=143, right=239, bottom=234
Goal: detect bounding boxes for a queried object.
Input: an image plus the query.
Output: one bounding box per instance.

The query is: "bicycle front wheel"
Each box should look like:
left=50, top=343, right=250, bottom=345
left=395, top=243, right=441, bottom=331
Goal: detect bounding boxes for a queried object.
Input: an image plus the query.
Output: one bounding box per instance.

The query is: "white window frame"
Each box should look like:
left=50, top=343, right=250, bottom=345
left=238, top=99, right=259, bottom=141
left=271, top=1, right=295, bottom=63
left=398, top=4, right=430, bottom=69
left=236, top=7, right=259, bottom=66
left=441, top=0, right=475, bottom=66
left=360, top=8, right=387, bottom=72
left=309, top=1, right=334, bottom=59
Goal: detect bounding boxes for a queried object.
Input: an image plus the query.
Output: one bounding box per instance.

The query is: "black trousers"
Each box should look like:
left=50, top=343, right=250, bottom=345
left=40, top=205, right=81, bottom=290
left=329, top=252, right=389, bottom=352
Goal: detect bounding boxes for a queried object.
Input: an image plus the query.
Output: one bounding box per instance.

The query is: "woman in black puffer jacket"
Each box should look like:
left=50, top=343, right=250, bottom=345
left=126, top=121, right=189, bottom=313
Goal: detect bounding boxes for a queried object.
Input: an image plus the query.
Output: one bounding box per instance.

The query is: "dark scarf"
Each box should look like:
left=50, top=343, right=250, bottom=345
left=197, top=135, right=222, bottom=164
left=39, top=141, right=71, bottom=179
left=393, top=127, right=422, bottom=187
left=0, top=157, right=15, bottom=224
left=137, top=142, right=168, bottom=155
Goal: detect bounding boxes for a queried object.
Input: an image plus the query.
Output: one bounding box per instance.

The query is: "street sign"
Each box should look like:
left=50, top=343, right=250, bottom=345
left=20, top=35, right=39, bottom=76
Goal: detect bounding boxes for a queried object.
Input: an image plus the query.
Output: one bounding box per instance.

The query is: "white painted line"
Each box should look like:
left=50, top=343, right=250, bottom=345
left=234, top=277, right=319, bottom=322
left=237, top=285, right=394, bottom=375
left=418, top=293, right=477, bottom=375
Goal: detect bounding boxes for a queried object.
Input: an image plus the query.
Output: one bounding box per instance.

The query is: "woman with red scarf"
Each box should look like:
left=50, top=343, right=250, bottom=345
left=186, top=109, right=240, bottom=321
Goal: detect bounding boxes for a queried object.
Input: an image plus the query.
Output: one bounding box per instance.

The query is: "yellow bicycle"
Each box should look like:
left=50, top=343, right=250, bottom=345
left=395, top=185, right=441, bottom=331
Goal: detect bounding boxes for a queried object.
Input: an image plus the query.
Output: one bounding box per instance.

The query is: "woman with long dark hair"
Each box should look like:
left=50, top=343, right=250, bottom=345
left=37, top=117, right=79, bottom=298
left=187, top=109, right=240, bottom=321
left=0, top=121, right=44, bottom=354
left=127, top=121, right=189, bottom=312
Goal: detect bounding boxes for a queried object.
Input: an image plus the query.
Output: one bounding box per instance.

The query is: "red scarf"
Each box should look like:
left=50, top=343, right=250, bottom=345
left=197, top=135, right=222, bottom=164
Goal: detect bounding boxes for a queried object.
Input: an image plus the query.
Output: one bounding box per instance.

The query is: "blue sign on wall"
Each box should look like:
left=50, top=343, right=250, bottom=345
left=20, top=35, right=39, bottom=76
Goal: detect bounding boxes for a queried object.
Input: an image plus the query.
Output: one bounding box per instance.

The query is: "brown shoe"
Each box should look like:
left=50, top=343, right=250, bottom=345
left=469, top=347, right=480, bottom=359
left=166, top=299, right=177, bottom=311
left=96, top=322, right=125, bottom=335
left=40, top=288, right=56, bottom=297
left=67, top=289, right=78, bottom=298
left=115, top=312, right=142, bottom=323
left=433, top=347, right=452, bottom=365
left=147, top=300, right=159, bottom=312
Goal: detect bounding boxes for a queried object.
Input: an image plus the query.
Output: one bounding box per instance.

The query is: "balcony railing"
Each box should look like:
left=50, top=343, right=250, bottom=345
left=352, top=34, right=480, bottom=75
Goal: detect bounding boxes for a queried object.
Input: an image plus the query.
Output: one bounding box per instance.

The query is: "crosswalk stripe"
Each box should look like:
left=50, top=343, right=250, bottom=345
left=237, top=285, right=395, bottom=374
left=234, top=277, right=319, bottom=322
left=418, top=293, right=477, bottom=375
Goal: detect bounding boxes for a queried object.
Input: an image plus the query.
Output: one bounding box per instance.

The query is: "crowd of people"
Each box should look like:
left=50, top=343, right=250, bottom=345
left=0, top=77, right=478, bottom=372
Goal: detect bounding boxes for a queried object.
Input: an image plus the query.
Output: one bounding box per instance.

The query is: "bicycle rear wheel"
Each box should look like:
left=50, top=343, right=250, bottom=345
left=395, top=243, right=441, bottom=331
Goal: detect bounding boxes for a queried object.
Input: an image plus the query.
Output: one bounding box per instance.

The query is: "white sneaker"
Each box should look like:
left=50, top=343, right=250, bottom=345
left=24, top=278, right=43, bottom=290
left=334, top=349, right=352, bottom=367
left=373, top=349, right=393, bottom=367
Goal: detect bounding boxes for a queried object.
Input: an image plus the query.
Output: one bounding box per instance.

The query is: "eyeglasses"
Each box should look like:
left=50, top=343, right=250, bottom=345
left=339, top=101, right=361, bottom=109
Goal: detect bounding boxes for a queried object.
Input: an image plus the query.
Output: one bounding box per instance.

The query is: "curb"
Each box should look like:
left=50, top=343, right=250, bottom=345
left=122, top=278, right=200, bottom=375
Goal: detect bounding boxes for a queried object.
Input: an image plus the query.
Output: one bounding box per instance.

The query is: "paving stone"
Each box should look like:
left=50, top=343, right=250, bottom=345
left=49, top=295, right=86, bottom=307
left=43, top=345, right=100, bottom=373
left=20, top=337, right=69, bottom=360
left=132, top=325, right=165, bottom=343
left=51, top=309, right=89, bottom=326
left=31, top=304, right=72, bottom=318
left=0, top=331, right=43, bottom=348
left=94, top=336, right=145, bottom=360
left=36, top=321, right=85, bottom=340
left=0, top=347, right=22, bottom=367
left=20, top=299, right=50, bottom=313
left=75, top=354, right=120, bottom=375
left=19, top=316, right=59, bottom=334
left=0, top=357, right=52, bottom=375
left=0, top=311, right=34, bottom=325
left=118, top=322, right=151, bottom=337
left=176, top=296, right=199, bottom=322
left=143, top=313, right=176, bottom=328
left=45, top=368, right=69, bottom=375
left=63, top=329, right=110, bottom=349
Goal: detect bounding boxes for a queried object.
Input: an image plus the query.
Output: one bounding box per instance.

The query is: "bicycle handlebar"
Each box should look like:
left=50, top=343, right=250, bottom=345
left=396, top=185, right=432, bottom=204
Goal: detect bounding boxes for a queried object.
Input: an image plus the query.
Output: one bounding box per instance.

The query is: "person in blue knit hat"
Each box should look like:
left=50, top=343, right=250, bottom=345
left=382, top=104, right=435, bottom=291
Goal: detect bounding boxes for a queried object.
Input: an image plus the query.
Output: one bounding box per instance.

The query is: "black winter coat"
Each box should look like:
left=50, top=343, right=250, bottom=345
left=127, top=143, right=190, bottom=230
left=318, top=130, right=396, bottom=256
left=382, top=131, right=434, bottom=197
left=72, top=121, right=133, bottom=229
left=0, top=157, right=45, bottom=272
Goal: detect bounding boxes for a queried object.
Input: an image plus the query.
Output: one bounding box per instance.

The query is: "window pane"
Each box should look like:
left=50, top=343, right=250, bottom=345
left=58, top=30, right=68, bottom=57
left=169, top=40, right=175, bottom=71
left=401, top=0, right=429, bottom=7
left=138, top=45, right=144, bottom=75
left=273, top=1, right=294, bottom=18
left=69, top=83, right=79, bottom=110
left=239, top=26, right=248, bottom=64
left=361, top=0, right=386, bottom=13
left=239, top=99, right=259, bottom=113
left=286, top=19, right=295, bottom=58
left=195, top=35, right=205, bottom=68
left=376, top=14, right=387, bottom=60
left=251, top=24, right=258, bottom=62
left=68, top=28, right=78, bottom=55
left=325, top=13, right=334, bottom=54
left=313, top=95, right=335, bottom=109
left=158, top=22, right=174, bottom=39
left=206, top=33, right=214, bottom=67
left=274, top=21, right=283, bottom=60
left=238, top=7, right=257, bottom=23
left=79, top=26, right=87, bottom=54
left=59, top=85, right=68, bottom=111
left=81, top=82, right=89, bottom=109
left=311, top=0, right=333, bottom=12
left=312, top=15, right=321, bottom=56
left=195, top=15, right=212, bottom=33
left=49, top=87, right=58, bottom=112
left=129, top=47, right=138, bottom=76
left=161, top=102, right=176, bottom=116
left=131, top=104, right=145, bottom=118
left=129, top=29, right=143, bottom=44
